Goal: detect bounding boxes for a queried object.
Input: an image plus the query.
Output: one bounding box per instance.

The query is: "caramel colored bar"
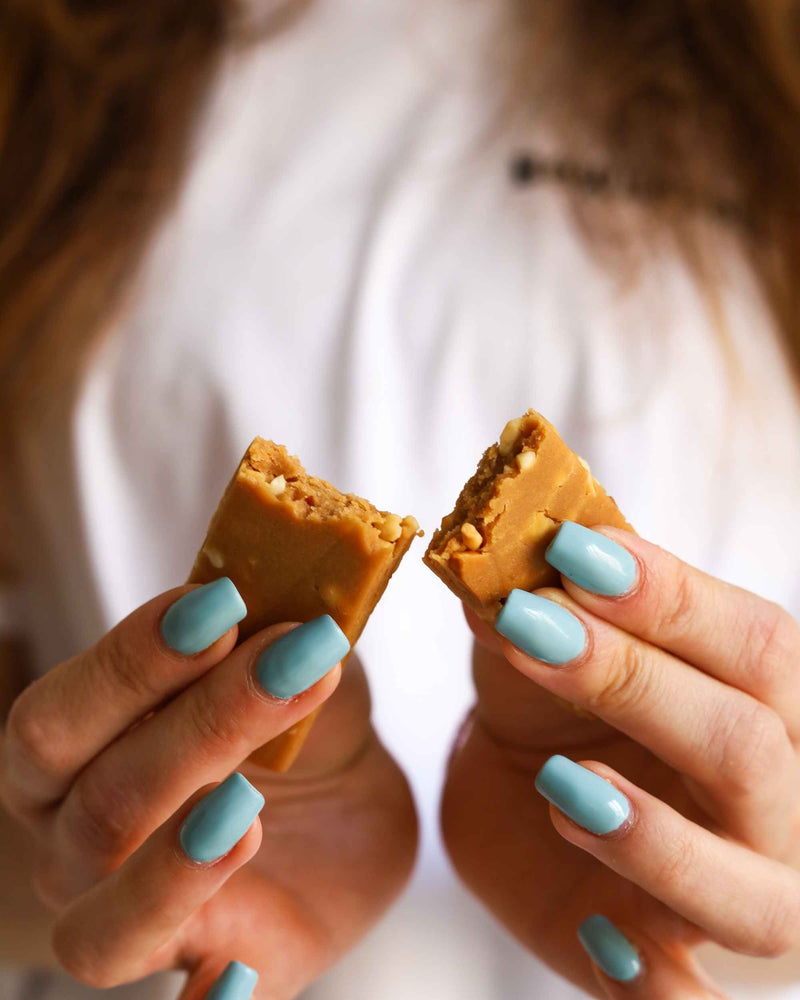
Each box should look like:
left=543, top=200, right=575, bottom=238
left=188, top=438, right=421, bottom=771
left=424, top=410, right=634, bottom=622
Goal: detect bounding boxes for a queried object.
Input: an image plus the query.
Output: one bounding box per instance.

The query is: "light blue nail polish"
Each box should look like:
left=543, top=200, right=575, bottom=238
left=180, top=773, right=264, bottom=864
left=161, top=579, right=247, bottom=656
left=535, top=755, right=630, bottom=834
left=257, top=615, right=349, bottom=699
left=495, top=590, right=586, bottom=664
left=578, top=915, right=642, bottom=982
left=207, top=960, right=259, bottom=1000
left=546, top=522, right=637, bottom=597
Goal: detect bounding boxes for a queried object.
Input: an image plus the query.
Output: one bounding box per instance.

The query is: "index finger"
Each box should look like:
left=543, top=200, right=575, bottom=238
left=2, top=580, right=246, bottom=817
left=546, top=523, right=800, bottom=730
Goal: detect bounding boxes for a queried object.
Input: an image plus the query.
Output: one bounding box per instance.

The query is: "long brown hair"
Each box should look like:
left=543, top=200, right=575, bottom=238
left=515, top=0, right=800, bottom=382
left=2, top=1, right=800, bottom=409
left=0, top=0, right=236, bottom=422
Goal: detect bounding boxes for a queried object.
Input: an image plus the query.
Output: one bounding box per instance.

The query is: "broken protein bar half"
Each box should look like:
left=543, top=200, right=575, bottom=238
left=188, top=437, right=421, bottom=772
left=423, top=410, right=634, bottom=622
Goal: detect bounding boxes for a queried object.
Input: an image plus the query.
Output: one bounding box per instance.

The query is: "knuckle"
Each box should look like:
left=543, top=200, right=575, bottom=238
left=653, top=829, right=697, bottom=890
left=750, top=887, right=800, bottom=957
left=94, top=627, right=156, bottom=703
left=589, top=641, right=650, bottom=715
left=739, top=601, right=800, bottom=692
left=31, top=857, right=69, bottom=911
left=655, top=559, right=698, bottom=639
left=712, top=698, right=789, bottom=798
left=5, top=685, right=63, bottom=781
left=63, top=767, right=133, bottom=866
left=189, top=687, right=246, bottom=758
left=52, top=920, right=119, bottom=989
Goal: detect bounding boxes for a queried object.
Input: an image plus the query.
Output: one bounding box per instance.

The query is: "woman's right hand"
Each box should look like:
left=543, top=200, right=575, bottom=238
left=0, top=580, right=417, bottom=999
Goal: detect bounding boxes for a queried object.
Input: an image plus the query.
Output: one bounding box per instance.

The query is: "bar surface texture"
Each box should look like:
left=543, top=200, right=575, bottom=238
left=188, top=438, right=420, bottom=771
left=424, top=410, right=634, bottom=622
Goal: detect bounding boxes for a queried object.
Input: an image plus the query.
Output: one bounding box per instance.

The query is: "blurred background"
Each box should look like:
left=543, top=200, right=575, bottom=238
left=3, top=0, right=800, bottom=998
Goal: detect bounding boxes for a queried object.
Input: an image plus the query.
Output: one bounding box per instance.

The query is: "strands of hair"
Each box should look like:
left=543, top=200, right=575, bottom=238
left=512, top=0, right=800, bottom=382
left=1, top=0, right=800, bottom=415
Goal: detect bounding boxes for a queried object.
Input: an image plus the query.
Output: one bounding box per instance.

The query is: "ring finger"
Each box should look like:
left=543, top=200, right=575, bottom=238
left=538, top=756, right=800, bottom=958
left=576, top=918, right=728, bottom=1000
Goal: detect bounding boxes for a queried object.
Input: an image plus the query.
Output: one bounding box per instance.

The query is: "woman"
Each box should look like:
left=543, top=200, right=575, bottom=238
left=1, top=1, right=799, bottom=998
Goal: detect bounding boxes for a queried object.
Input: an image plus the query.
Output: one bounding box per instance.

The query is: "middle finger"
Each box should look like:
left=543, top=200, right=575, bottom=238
left=495, top=587, right=798, bottom=852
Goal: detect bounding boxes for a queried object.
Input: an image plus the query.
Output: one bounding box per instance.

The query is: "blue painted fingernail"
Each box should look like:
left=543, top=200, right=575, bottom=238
left=546, top=523, right=637, bottom=597
left=495, top=591, right=586, bottom=664
left=207, top=960, right=259, bottom=1000
left=161, top=579, right=247, bottom=656
left=578, top=915, right=642, bottom=982
left=256, top=615, right=349, bottom=699
left=180, top=773, right=264, bottom=864
left=535, top=755, right=630, bottom=834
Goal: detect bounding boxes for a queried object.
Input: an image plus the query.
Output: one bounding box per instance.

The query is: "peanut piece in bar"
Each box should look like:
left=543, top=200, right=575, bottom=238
left=188, top=438, right=421, bottom=771
left=424, top=410, right=634, bottom=623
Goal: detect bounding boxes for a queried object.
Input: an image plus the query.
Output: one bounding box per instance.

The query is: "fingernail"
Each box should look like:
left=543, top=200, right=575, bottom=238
left=578, top=915, right=642, bottom=982
left=206, top=960, right=259, bottom=1000
left=180, top=773, right=264, bottom=864
left=546, top=522, right=637, bottom=597
left=161, top=579, right=247, bottom=655
left=535, top=755, right=630, bottom=834
left=256, top=615, right=349, bottom=699
left=495, top=591, right=586, bottom=664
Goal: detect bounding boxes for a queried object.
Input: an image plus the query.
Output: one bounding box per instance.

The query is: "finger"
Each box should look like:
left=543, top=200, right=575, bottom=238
left=465, top=607, right=611, bottom=753
left=577, top=916, right=728, bottom=1000
left=51, top=774, right=263, bottom=990
left=540, top=756, right=800, bottom=958
left=496, top=589, right=797, bottom=849
left=181, top=961, right=259, bottom=1000
left=51, top=617, right=345, bottom=900
left=546, top=523, right=800, bottom=733
left=2, top=581, right=246, bottom=818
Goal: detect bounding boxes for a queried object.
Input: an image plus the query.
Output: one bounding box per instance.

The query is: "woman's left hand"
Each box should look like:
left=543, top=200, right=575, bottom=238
left=442, top=522, right=800, bottom=999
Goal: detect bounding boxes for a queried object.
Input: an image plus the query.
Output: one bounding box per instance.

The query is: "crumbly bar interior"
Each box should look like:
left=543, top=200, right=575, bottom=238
left=244, top=439, right=410, bottom=542
left=431, top=413, right=543, bottom=553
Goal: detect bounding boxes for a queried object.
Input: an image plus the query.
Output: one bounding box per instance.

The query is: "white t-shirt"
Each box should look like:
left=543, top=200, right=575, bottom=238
left=4, top=1, right=800, bottom=997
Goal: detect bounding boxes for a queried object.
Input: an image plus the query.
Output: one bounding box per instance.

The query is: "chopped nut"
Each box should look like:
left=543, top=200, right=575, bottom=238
left=319, top=582, right=343, bottom=609
left=503, top=464, right=512, bottom=475
left=203, top=545, right=225, bottom=569
left=379, top=513, right=403, bottom=542
left=516, top=450, right=536, bottom=471
left=498, top=417, right=523, bottom=456
left=265, top=474, right=286, bottom=498
left=577, top=456, right=597, bottom=494
left=460, top=523, right=483, bottom=551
